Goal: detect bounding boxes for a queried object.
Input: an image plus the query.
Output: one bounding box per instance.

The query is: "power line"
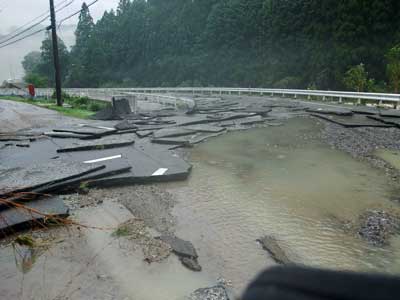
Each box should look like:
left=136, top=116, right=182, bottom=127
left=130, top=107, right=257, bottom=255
left=0, top=28, right=46, bottom=50
left=58, top=0, right=99, bottom=28
left=0, top=0, right=73, bottom=45
left=0, top=0, right=68, bottom=40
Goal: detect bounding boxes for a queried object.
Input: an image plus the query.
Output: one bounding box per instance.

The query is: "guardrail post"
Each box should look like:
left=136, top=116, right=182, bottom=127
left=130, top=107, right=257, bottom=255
left=294, top=94, right=297, bottom=99
left=339, top=97, right=343, bottom=103
left=357, top=98, right=362, bottom=105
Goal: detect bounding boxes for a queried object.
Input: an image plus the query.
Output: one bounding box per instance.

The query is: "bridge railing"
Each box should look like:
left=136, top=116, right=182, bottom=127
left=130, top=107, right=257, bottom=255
left=1, top=87, right=400, bottom=107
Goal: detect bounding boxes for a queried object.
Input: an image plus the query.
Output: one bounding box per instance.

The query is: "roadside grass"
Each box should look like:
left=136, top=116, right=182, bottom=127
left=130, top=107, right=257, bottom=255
left=0, top=95, right=109, bottom=119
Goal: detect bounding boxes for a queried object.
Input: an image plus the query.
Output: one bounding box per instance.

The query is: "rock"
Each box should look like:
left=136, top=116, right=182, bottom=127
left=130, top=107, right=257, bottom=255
left=358, top=210, right=400, bottom=246
left=256, top=235, right=292, bottom=264
left=160, top=234, right=202, bottom=271
left=187, top=285, right=230, bottom=300
left=180, top=257, right=202, bottom=272
left=160, top=234, right=198, bottom=258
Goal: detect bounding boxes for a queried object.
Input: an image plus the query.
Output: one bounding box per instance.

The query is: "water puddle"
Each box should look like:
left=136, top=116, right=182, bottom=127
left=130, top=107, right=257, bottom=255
left=166, top=117, right=400, bottom=293
left=375, top=149, right=400, bottom=171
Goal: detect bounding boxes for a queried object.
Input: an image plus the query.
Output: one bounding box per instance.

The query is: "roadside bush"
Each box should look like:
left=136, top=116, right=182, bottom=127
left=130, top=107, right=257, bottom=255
left=87, top=102, right=102, bottom=111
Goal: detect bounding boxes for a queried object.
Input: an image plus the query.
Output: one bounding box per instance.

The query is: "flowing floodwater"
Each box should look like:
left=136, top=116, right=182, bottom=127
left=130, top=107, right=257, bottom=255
left=166, top=117, right=400, bottom=293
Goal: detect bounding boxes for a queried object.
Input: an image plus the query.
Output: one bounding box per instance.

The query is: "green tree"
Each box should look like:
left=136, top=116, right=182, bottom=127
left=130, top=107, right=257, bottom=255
left=35, top=34, right=70, bottom=86
left=386, top=45, right=400, bottom=93
left=27, top=0, right=400, bottom=90
left=22, top=51, right=41, bottom=74
left=343, top=64, right=368, bottom=92
left=68, top=3, right=95, bottom=87
left=24, top=73, right=48, bottom=87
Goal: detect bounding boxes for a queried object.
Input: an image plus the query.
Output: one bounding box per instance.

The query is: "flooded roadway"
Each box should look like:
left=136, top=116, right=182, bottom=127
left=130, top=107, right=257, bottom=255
left=167, top=117, right=400, bottom=292
left=1, top=116, right=400, bottom=299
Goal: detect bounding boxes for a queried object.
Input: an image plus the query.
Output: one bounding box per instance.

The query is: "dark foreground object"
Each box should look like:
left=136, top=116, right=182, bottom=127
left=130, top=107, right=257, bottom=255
left=243, top=266, right=400, bottom=300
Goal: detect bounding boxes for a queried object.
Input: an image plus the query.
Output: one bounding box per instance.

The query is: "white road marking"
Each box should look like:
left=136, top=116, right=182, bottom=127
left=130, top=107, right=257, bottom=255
left=152, top=168, right=168, bottom=176
left=84, top=155, right=122, bottom=164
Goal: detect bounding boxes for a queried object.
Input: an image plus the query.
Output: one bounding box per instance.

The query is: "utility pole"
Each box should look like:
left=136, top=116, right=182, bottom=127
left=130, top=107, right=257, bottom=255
left=49, top=0, right=63, bottom=106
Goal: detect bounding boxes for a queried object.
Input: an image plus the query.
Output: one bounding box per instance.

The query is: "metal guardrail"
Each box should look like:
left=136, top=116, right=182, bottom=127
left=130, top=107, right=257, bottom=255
left=1, top=87, right=400, bottom=107
left=122, top=92, right=194, bottom=108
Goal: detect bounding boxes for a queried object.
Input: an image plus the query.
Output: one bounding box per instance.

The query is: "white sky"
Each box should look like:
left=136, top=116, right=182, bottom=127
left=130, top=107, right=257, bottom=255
left=0, top=0, right=119, bottom=34
left=0, top=0, right=120, bottom=81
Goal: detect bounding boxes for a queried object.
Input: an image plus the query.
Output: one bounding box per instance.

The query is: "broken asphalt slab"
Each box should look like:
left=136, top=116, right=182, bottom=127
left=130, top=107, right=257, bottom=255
left=351, top=106, right=379, bottom=115
left=83, top=141, right=192, bottom=186
left=53, top=127, right=117, bottom=136
left=311, top=113, right=394, bottom=128
left=0, top=161, right=104, bottom=197
left=379, top=109, right=400, bottom=118
left=153, top=127, right=196, bottom=139
left=183, top=124, right=226, bottom=133
left=57, top=135, right=136, bottom=153
left=32, top=158, right=132, bottom=194
left=306, top=107, right=353, bottom=116
left=0, top=196, right=69, bottom=237
left=368, top=115, right=400, bottom=127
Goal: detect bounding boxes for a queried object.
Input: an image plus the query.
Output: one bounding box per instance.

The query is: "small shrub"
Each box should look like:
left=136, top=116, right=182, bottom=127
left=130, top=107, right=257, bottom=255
left=88, top=102, right=102, bottom=111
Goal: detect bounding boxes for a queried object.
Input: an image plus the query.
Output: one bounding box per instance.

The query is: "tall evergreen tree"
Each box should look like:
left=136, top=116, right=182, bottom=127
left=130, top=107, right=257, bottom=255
left=68, top=2, right=95, bottom=87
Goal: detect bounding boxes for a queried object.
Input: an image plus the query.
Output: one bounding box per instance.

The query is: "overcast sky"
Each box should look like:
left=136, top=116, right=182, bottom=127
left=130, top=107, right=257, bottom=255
left=0, top=0, right=120, bottom=81
left=0, top=0, right=119, bottom=34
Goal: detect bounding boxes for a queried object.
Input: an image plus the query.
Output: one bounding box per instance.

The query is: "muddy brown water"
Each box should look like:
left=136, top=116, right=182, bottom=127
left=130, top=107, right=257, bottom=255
left=166, top=117, right=400, bottom=293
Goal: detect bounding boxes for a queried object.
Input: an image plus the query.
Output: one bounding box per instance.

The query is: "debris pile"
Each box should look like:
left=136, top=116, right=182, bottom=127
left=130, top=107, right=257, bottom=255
left=187, top=285, right=230, bottom=300
left=358, top=210, right=400, bottom=246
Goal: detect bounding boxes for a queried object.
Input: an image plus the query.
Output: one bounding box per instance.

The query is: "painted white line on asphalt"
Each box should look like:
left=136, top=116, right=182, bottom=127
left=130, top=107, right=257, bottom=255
left=152, top=168, right=168, bottom=176
left=84, top=155, right=122, bottom=164
left=78, top=124, right=115, bottom=130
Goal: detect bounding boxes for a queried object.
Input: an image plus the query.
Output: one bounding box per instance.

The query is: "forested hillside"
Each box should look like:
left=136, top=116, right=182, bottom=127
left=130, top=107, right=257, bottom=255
left=23, top=0, right=400, bottom=92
